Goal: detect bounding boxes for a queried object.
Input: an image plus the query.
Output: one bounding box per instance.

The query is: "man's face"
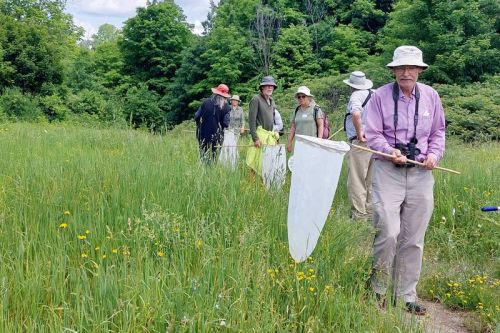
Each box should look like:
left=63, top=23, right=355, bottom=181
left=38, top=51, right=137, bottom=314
left=393, top=65, right=423, bottom=93
left=261, top=85, right=274, bottom=97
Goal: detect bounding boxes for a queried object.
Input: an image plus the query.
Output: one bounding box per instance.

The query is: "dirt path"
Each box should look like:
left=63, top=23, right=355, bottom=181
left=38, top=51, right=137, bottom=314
left=414, top=300, right=471, bottom=333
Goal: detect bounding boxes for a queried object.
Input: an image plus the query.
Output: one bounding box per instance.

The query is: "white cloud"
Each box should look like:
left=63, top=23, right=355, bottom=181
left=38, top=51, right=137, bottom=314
left=192, top=20, right=204, bottom=35
left=66, top=0, right=221, bottom=38
left=73, top=18, right=98, bottom=40
left=68, top=0, right=147, bottom=18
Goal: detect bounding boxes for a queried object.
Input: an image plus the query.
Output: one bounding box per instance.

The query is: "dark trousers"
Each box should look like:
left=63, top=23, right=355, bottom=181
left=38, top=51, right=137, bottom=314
left=199, top=140, right=219, bottom=164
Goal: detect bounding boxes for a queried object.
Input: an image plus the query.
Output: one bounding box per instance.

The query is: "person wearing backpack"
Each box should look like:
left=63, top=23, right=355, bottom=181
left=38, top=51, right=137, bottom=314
left=343, top=71, right=374, bottom=221
left=287, top=86, right=325, bottom=153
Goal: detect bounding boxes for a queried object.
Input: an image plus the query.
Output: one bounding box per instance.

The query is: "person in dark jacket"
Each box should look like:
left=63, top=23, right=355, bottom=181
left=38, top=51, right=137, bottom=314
left=194, top=84, right=231, bottom=164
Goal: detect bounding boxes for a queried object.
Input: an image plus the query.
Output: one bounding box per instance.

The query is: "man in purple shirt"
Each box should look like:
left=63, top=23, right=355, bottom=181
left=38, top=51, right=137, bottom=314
left=364, top=46, right=445, bottom=315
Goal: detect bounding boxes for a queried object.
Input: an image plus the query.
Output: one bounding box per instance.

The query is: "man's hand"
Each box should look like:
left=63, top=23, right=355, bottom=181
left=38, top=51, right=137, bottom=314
left=423, top=154, right=437, bottom=170
left=358, top=132, right=367, bottom=143
left=254, top=139, right=262, bottom=148
left=391, top=149, right=407, bottom=164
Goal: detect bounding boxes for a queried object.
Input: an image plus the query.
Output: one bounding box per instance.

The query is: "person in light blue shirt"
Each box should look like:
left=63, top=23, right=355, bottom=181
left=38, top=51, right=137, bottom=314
left=343, top=71, right=374, bottom=221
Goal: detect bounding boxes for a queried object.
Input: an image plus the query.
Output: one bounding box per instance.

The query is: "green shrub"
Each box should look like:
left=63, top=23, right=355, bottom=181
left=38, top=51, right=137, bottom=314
left=39, top=94, right=68, bottom=121
left=435, top=76, right=500, bottom=142
left=0, top=87, right=44, bottom=121
left=67, top=89, right=125, bottom=125
left=123, top=83, right=163, bottom=131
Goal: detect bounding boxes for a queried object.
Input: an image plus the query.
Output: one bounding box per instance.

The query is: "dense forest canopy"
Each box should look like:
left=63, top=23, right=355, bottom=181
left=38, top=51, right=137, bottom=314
left=0, top=0, right=498, bottom=139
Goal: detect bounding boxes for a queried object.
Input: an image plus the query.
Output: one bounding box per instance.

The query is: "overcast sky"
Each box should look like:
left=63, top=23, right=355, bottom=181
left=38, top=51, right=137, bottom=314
left=65, top=0, right=219, bottom=39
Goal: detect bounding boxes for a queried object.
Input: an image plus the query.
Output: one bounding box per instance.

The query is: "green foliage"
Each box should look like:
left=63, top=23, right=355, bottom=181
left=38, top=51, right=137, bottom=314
left=66, top=47, right=98, bottom=92
left=39, top=93, right=68, bottom=121
left=120, top=2, right=193, bottom=94
left=66, top=89, right=123, bottom=123
left=123, top=83, right=162, bottom=131
left=272, top=25, right=321, bottom=88
left=0, top=123, right=497, bottom=331
left=319, top=24, right=372, bottom=73
left=422, top=272, right=498, bottom=331
left=0, top=15, right=64, bottom=93
left=0, top=0, right=79, bottom=93
left=90, top=23, right=121, bottom=49
left=344, top=0, right=387, bottom=32
left=435, top=76, right=500, bottom=142
left=378, top=0, right=500, bottom=83
left=0, top=87, right=43, bottom=120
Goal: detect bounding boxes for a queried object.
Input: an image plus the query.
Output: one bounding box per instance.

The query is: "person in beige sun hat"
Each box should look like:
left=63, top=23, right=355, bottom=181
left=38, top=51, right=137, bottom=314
left=386, top=45, right=428, bottom=69
left=343, top=71, right=374, bottom=222
left=364, top=45, right=445, bottom=316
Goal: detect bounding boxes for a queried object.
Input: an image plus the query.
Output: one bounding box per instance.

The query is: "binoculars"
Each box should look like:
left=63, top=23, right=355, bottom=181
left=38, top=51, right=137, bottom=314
left=394, top=139, right=420, bottom=168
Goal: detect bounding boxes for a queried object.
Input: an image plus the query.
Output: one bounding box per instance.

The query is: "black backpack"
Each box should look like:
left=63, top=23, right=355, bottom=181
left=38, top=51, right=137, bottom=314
left=343, top=90, right=372, bottom=132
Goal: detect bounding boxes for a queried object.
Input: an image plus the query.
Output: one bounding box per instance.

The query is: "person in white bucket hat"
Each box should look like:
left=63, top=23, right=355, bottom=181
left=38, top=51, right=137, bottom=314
left=287, top=86, right=325, bottom=152
left=364, top=46, right=445, bottom=316
left=343, top=71, right=374, bottom=222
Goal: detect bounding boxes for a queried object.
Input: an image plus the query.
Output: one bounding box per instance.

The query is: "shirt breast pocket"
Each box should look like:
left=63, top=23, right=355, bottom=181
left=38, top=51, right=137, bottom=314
left=417, top=110, right=433, bottom=136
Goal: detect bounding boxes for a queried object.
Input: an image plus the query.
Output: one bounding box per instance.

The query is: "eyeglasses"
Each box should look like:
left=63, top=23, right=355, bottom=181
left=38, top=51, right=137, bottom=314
left=297, top=95, right=307, bottom=99
left=393, top=65, right=421, bottom=72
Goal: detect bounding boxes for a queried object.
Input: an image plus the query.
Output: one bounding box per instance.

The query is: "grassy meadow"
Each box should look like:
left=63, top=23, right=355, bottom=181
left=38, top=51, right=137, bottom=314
left=0, top=123, right=498, bottom=332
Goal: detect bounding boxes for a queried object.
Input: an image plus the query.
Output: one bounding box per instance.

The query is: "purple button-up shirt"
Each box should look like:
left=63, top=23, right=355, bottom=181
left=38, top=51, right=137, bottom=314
left=364, top=82, right=445, bottom=162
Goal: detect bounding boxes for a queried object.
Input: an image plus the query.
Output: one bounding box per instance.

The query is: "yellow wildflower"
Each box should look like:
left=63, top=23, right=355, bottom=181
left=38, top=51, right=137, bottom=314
left=112, top=248, right=118, bottom=254
left=309, top=287, right=315, bottom=293
left=59, top=223, right=68, bottom=229
left=157, top=251, right=165, bottom=257
left=77, top=235, right=87, bottom=240
left=81, top=253, right=88, bottom=258
left=102, top=254, right=107, bottom=259
left=85, top=230, right=90, bottom=234
left=63, top=211, right=71, bottom=216
left=195, top=239, right=203, bottom=249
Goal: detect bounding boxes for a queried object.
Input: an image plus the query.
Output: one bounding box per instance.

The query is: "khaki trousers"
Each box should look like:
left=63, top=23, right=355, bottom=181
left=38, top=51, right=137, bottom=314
left=347, top=140, right=373, bottom=219
left=370, top=159, right=434, bottom=302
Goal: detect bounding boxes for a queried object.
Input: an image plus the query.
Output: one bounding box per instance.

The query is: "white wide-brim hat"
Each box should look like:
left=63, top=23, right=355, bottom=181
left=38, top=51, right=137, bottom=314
left=343, top=71, right=373, bottom=90
left=386, top=45, right=428, bottom=69
left=230, top=95, right=241, bottom=102
left=295, top=86, right=314, bottom=97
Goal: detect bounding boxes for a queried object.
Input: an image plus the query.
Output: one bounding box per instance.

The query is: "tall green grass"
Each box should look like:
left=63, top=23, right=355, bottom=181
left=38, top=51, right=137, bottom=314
left=0, top=123, right=497, bottom=332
